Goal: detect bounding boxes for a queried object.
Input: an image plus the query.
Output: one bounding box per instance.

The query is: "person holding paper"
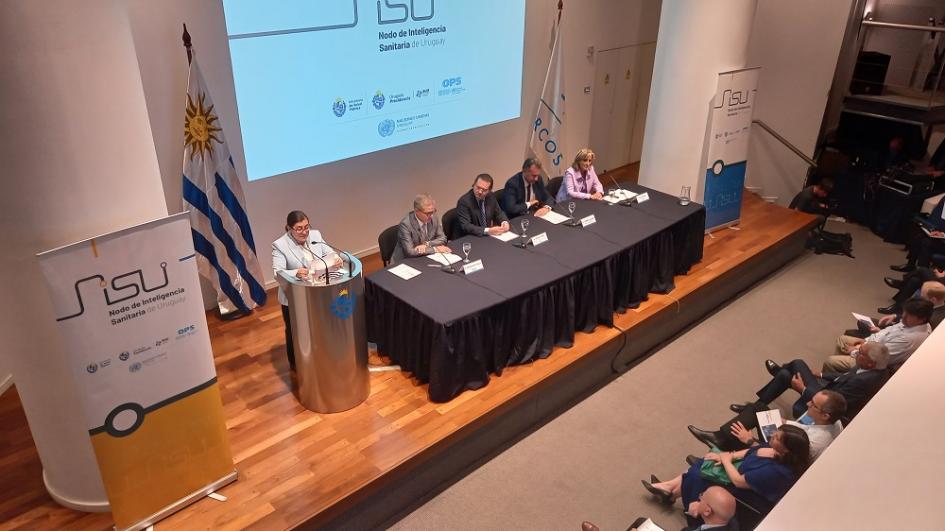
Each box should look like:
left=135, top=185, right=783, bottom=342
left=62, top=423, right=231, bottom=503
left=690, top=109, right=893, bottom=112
left=643, top=425, right=810, bottom=516
left=272, top=210, right=340, bottom=370
left=890, top=195, right=945, bottom=273
left=501, top=158, right=554, bottom=218
left=828, top=298, right=932, bottom=372
left=390, top=194, right=451, bottom=265
left=687, top=390, right=846, bottom=461
left=556, top=148, right=604, bottom=202
left=456, top=173, right=510, bottom=236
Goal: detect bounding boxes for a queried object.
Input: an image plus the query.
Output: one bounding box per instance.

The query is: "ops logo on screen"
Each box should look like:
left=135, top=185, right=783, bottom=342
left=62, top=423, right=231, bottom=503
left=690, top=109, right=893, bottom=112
left=332, top=98, right=347, bottom=117
left=378, top=119, right=396, bottom=137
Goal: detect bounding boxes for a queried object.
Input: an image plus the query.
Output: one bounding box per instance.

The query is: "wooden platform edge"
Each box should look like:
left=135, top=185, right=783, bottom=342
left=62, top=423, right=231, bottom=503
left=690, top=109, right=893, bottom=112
left=303, top=214, right=816, bottom=530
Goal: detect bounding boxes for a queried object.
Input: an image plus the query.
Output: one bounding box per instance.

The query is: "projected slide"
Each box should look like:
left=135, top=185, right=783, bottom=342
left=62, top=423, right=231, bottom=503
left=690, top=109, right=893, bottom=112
left=222, top=0, right=527, bottom=181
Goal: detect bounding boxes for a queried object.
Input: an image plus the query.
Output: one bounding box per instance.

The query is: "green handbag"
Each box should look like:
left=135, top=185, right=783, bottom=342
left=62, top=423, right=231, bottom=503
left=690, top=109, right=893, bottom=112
left=698, top=447, right=743, bottom=485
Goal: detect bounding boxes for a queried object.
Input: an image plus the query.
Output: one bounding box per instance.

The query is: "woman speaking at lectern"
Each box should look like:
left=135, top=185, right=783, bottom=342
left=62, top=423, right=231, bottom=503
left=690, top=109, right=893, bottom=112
left=272, top=210, right=340, bottom=371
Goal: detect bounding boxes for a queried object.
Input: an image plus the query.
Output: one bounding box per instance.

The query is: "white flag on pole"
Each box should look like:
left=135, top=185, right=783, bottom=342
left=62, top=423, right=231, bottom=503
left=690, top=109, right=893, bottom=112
left=528, top=13, right=567, bottom=176
left=182, top=53, right=267, bottom=315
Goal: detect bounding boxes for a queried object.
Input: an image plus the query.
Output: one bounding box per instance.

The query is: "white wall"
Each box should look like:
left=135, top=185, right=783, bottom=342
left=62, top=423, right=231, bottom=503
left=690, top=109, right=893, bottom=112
left=0, top=0, right=168, bottom=509
left=126, top=0, right=661, bottom=287
left=744, top=0, right=854, bottom=205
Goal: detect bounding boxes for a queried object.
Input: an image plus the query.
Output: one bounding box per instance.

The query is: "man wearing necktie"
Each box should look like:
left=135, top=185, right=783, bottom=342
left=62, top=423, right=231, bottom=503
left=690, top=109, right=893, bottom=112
left=501, top=158, right=555, bottom=218
left=456, top=173, right=510, bottom=237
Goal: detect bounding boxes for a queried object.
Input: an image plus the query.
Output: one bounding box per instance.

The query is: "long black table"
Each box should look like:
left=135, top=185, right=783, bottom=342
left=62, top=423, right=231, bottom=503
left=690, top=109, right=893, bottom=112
left=365, top=184, right=705, bottom=402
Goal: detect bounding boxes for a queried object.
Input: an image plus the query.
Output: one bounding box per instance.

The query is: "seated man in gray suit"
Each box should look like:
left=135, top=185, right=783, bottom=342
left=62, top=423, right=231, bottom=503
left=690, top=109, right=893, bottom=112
left=390, top=193, right=451, bottom=264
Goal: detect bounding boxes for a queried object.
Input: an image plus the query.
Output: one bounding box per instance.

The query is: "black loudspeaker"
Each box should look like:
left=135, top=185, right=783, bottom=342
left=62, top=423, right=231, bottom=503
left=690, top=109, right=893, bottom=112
left=850, top=51, right=890, bottom=95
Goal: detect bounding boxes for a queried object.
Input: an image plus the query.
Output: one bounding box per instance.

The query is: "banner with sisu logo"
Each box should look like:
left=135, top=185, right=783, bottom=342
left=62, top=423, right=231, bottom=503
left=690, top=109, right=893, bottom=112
left=37, top=213, right=235, bottom=531
left=703, top=67, right=759, bottom=231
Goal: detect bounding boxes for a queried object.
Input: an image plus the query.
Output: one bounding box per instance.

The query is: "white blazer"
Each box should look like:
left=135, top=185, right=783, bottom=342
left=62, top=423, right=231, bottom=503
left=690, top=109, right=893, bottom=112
left=272, top=230, right=335, bottom=305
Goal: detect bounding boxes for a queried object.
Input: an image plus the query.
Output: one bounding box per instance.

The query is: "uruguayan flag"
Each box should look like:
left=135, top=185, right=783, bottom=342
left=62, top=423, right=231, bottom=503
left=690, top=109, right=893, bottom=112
left=528, top=12, right=567, bottom=175
left=182, top=54, right=267, bottom=315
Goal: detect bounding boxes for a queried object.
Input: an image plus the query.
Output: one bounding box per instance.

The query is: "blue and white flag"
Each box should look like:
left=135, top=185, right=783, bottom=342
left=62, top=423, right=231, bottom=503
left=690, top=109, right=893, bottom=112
left=182, top=54, right=267, bottom=315
left=528, top=11, right=567, bottom=176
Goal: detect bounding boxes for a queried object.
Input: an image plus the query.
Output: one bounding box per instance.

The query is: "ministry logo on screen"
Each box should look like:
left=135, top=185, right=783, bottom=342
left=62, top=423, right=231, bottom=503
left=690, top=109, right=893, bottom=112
left=372, top=90, right=386, bottom=110
left=378, top=119, right=395, bottom=137
left=332, top=98, right=347, bottom=117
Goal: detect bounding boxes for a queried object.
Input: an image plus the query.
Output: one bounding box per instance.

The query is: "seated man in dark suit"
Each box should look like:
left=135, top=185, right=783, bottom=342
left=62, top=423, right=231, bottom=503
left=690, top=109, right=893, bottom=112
left=746, top=342, right=890, bottom=420
left=456, top=173, right=510, bottom=237
left=789, top=178, right=833, bottom=217
left=891, top=194, right=945, bottom=272
left=501, top=157, right=555, bottom=218
left=390, top=193, right=451, bottom=265
left=581, top=486, right=737, bottom=531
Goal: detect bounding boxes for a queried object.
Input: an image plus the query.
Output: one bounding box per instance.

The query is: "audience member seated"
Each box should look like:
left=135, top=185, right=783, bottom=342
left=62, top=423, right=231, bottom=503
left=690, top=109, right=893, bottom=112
left=642, top=425, right=810, bottom=517
left=789, top=178, right=834, bottom=230
left=390, top=194, right=451, bottom=265
left=925, top=281, right=945, bottom=329
left=880, top=254, right=945, bottom=314
left=501, top=157, right=555, bottom=218
left=829, top=299, right=932, bottom=372
left=456, top=173, right=510, bottom=237
left=890, top=194, right=945, bottom=273
left=582, top=486, right=738, bottom=531
left=688, top=390, right=846, bottom=462
left=747, top=342, right=890, bottom=420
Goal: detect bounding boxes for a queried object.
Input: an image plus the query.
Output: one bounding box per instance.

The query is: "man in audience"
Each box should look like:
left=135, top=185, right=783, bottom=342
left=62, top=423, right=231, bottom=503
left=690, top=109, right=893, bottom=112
left=456, top=173, right=510, bottom=237
left=881, top=254, right=945, bottom=314
left=925, top=281, right=945, bottom=329
left=890, top=194, right=945, bottom=273
left=581, top=486, right=737, bottom=531
left=829, top=298, right=932, bottom=372
left=789, top=178, right=834, bottom=228
left=749, top=342, right=890, bottom=420
left=390, top=194, right=451, bottom=265
left=688, top=390, right=846, bottom=461
left=501, top=157, right=555, bottom=218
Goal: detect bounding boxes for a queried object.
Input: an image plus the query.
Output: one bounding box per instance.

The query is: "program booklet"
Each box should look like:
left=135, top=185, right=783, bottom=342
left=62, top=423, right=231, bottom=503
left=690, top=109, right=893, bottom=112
left=756, top=409, right=783, bottom=443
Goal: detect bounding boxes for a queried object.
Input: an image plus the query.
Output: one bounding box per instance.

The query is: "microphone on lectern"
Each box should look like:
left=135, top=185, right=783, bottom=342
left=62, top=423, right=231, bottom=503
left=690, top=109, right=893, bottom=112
left=307, top=240, right=331, bottom=285
left=318, top=239, right=356, bottom=279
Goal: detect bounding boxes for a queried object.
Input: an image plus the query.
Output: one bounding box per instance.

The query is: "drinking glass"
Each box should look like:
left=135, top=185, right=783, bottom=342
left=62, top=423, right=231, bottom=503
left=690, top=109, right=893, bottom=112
left=520, top=219, right=529, bottom=237
left=679, top=185, right=692, bottom=206
left=462, top=242, right=471, bottom=263
left=568, top=201, right=576, bottom=217
left=607, top=188, right=615, bottom=199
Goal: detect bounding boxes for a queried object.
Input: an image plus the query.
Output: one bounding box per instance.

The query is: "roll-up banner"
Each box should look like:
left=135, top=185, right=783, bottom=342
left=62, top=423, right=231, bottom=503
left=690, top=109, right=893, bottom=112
left=703, top=67, right=759, bottom=231
left=37, top=213, right=235, bottom=531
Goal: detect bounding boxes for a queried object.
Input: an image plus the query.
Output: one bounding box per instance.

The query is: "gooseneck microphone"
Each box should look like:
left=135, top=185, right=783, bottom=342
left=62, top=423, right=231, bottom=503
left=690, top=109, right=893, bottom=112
left=432, top=247, right=456, bottom=273
left=307, top=240, right=331, bottom=285
left=317, top=239, right=356, bottom=279
left=608, top=174, right=636, bottom=207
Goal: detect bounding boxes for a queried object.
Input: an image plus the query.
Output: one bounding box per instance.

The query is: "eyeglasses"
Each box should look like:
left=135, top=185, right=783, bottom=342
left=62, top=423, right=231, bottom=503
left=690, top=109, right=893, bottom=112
left=291, top=225, right=310, bottom=233
left=473, top=185, right=491, bottom=194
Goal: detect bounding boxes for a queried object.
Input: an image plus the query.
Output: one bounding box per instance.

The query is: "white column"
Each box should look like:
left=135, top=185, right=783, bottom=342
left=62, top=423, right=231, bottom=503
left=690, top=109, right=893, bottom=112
left=638, top=0, right=758, bottom=199
left=0, top=0, right=167, bottom=511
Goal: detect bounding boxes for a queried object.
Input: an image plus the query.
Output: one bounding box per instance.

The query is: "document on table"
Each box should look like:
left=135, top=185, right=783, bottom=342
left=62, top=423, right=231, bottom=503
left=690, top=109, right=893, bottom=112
left=388, top=263, right=421, bottom=280
left=636, top=519, right=665, bottom=531
left=538, top=210, right=569, bottom=224
left=852, top=312, right=875, bottom=327
left=426, top=253, right=462, bottom=265
left=603, top=190, right=638, bottom=204
left=921, top=226, right=945, bottom=239
left=490, top=231, right=519, bottom=242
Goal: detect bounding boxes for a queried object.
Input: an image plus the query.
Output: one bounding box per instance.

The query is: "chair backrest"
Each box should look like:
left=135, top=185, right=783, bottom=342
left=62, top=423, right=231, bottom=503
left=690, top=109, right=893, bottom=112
left=493, top=188, right=505, bottom=209
left=547, top=176, right=563, bottom=200
left=378, top=225, right=399, bottom=266
left=441, top=208, right=459, bottom=241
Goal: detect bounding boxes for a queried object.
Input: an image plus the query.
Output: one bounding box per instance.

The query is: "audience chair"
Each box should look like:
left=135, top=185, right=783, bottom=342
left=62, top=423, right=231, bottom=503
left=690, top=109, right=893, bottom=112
left=378, top=225, right=399, bottom=266
left=547, top=176, right=563, bottom=199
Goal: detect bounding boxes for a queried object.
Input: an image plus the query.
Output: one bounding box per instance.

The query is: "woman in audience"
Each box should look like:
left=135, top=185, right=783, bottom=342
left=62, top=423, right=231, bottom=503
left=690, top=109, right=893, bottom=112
left=556, top=148, right=604, bottom=202
left=642, top=424, right=810, bottom=515
left=271, top=210, right=340, bottom=370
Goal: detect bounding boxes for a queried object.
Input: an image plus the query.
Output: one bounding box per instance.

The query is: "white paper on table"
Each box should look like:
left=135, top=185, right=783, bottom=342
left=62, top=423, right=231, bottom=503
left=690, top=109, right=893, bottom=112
left=490, top=231, right=519, bottom=242
left=388, top=263, right=421, bottom=280
left=604, top=190, right=638, bottom=204
left=539, top=210, right=569, bottom=224
left=636, top=519, right=665, bottom=531
left=756, top=409, right=783, bottom=442
left=603, top=194, right=622, bottom=204
left=852, top=312, right=875, bottom=326
left=426, top=253, right=462, bottom=265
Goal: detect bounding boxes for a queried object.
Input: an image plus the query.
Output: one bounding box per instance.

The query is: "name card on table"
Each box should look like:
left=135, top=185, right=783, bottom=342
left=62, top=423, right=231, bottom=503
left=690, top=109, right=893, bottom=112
left=530, top=232, right=549, bottom=246
left=462, top=259, right=485, bottom=275
left=388, top=263, right=421, bottom=280
left=636, top=192, right=650, bottom=203
left=580, top=214, right=597, bottom=227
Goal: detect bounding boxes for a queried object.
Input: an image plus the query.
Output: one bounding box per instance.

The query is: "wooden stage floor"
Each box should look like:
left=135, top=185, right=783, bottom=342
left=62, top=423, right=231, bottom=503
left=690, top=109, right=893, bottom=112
left=0, top=192, right=816, bottom=530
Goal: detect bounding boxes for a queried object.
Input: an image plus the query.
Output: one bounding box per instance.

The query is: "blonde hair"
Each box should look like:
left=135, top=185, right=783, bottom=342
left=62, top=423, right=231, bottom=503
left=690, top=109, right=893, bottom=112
left=572, top=148, right=595, bottom=170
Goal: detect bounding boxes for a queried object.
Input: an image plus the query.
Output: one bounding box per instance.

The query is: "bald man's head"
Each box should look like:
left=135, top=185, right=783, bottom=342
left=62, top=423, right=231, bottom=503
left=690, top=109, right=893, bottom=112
left=697, top=486, right=736, bottom=525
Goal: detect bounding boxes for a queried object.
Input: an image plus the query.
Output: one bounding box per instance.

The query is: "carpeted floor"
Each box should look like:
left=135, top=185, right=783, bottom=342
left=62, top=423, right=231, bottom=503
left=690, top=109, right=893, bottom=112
left=390, top=220, right=904, bottom=531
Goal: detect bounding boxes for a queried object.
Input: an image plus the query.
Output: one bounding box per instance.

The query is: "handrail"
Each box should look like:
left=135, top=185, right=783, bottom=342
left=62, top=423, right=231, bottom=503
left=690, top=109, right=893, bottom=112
left=751, top=120, right=817, bottom=169
left=861, top=20, right=945, bottom=33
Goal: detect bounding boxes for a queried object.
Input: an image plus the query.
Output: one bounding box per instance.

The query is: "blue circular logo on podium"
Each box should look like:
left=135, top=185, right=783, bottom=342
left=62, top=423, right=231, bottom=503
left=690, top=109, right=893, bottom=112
left=330, top=289, right=355, bottom=320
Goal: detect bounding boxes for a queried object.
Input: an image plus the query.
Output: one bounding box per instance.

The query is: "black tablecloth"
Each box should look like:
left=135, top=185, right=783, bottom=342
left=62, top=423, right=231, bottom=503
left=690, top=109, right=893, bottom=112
left=366, top=184, right=705, bottom=401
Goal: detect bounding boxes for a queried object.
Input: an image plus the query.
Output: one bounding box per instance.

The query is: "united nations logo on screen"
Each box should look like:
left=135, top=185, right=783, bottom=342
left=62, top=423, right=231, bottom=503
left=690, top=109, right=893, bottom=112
left=330, top=289, right=355, bottom=320
left=378, top=119, right=395, bottom=137
left=332, top=98, right=347, bottom=117
left=372, top=90, right=386, bottom=110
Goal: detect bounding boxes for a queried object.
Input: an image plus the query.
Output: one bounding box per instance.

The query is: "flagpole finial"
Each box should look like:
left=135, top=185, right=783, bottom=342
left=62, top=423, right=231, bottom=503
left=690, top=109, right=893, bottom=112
left=182, top=23, right=193, bottom=65
left=557, top=1, right=563, bottom=22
